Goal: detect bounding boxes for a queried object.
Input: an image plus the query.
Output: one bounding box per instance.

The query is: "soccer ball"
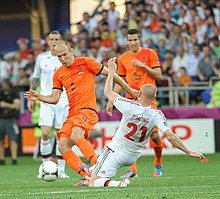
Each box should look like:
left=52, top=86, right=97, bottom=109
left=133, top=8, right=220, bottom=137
left=39, top=161, right=58, bottom=182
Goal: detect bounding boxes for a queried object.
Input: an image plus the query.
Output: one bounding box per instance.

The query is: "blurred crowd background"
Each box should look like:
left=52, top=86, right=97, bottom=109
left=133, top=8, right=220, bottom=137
left=0, top=0, right=220, bottom=113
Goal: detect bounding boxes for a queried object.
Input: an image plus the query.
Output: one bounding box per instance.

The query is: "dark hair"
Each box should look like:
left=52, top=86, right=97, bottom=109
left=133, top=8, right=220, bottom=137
left=48, top=30, right=62, bottom=40
left=127, top=29, right=141, bottom=39
left=1, top=79, right=12, bottom=88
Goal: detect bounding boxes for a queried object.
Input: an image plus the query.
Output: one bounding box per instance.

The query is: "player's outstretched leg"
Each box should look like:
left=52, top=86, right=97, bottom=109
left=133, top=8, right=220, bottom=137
left=73, top=163, right=91, bottom=186
left=120, top=162, right=138, bottom=179
left=62, top=150, right=88, bottom=178
left=151, top=131, right=163, bottom=177
left=91, top=177, right=131, bottom=187
left=56, top=141, right=70, bottom=178
left=76, top=137, right=97, bottom=165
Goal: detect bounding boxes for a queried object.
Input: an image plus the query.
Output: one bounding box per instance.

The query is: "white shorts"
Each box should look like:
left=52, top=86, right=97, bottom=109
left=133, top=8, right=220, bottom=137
left=39, top=100, right=69, bottom=129
left=92, top=145, right=141, bottom=178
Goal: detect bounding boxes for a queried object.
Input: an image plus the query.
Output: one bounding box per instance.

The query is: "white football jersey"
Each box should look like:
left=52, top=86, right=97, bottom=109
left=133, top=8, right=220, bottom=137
left=108, top=97, right=169, bottom=153
left=33, top=51, right=67, bottom=100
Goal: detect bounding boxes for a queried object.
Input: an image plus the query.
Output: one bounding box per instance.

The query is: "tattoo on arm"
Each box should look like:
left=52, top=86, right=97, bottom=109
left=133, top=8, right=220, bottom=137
left=32, top=78, right=40, bottom=90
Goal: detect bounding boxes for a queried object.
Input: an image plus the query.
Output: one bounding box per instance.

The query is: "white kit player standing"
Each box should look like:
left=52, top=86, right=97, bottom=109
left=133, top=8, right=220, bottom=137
left=87, top=58, right=205, bottom=187
left=28, top=31, right=69, bottom=178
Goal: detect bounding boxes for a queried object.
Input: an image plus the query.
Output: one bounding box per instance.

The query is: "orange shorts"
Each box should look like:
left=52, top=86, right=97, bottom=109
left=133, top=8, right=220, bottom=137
left=57, top=109, right=99, bottom=139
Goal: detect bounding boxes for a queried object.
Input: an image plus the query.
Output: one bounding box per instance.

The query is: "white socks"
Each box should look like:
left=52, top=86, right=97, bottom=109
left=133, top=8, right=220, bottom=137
left=93, top=178, right=121, bottom=187
left=40, top=139, right=52, bottom=162
left=56, top=141, right=66, bottom=173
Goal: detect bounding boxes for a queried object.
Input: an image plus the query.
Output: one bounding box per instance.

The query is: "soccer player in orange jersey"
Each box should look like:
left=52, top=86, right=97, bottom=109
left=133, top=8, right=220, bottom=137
left=106, top=29, right=163, bottom=178
left=25, top=41, right=138, bottom=186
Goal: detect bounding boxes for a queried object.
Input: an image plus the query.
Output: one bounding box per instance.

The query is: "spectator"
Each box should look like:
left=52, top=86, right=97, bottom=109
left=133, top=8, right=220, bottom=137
left=211, top=37, right=220, bottom=59
left=197, top=45, right=219, bottom=81
left=88, top=47, right=102, bottom=62
left=10, top=51, right=28, bottom=84
left=116, top=25, right=128, bottom=49
left=185, top=44, right=203, bottom=81
left=193, top=15, right=207, bottom=45
left=149, top=12, right=161, bottom=34
left=173, top=47, right=189, bottom=77
left=0, top=56, right=11, bottom=82
left=0, top=79, right=20, bottom=165
left=162, top=50, right=174, bottom=78
left=177, top=8, right=190, bottom=25
left=23, top=52, right=36, bottom=78
left=207, top=81, right=220, bottom=107
left=127, top=9, right=139, bottom=30
left=101, top=30, right=114, bottom=51
left=213, top=1, right=220, bottom=26
left=74, top=39, right=88, bottom=57
left=15, top=68, right=29, bottom=91
left=108, top=2, right=120, bottom=32
left=31, top=38, right=45, bottom=56
left=82, top=12, right=98, bottom=35
left=17, top=38, right=32, bottom=60
left=177, top=67, right=192, bottom=104
left=157, top=37, right=168, bottom=62
left=169, top=24, right=182, bottom=52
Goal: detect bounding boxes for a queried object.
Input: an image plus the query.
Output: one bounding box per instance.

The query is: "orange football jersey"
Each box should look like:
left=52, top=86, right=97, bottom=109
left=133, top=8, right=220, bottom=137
left=118, top=48, right=161, bottom=108
left=53, top=57, right=103, bottom=115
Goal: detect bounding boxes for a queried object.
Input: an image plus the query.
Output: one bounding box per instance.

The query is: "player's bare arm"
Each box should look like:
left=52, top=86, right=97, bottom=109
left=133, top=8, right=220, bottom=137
left=27, top=77, right=40, bottom=112
left=101, top=66, right=139, bottom=99
left=104, top=58, right=121, bottom=102
left=106, top=75, right=126, bottom=116
left=132, top=59, right=162, bottom=80
left=164, top=130, right=205, bottom=159
left=31, top=77, right=40, bottom=90
left=24, top=89, right=61, bottom=104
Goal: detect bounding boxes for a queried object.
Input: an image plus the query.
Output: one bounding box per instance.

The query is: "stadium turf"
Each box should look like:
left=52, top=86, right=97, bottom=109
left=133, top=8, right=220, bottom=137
left=0, top=153, right=219, bottom=199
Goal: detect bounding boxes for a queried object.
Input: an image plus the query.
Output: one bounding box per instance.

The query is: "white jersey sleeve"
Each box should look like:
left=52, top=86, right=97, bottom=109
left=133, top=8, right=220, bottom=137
left=31, top=51, right=63, bottom=96
left=153, top=110, right=170, bottom=133
left=113, top=97, right=140, bottom=116
left=33, top=55, right=41, bottom=78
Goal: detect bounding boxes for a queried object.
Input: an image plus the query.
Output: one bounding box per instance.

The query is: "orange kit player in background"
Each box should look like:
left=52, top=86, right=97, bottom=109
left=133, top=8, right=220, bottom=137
left=106, top=29, right=163, bottom=178
left=25, top=41, right=138, bottom=186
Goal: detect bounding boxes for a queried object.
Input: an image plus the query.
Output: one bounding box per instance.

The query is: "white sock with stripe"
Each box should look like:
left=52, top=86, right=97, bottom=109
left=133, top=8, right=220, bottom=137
left=93, top=178, right=121, bottom=187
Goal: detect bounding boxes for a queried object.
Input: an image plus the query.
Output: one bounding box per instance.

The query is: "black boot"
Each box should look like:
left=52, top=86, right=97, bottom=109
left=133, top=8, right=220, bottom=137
left=0, top=159, right=6, bottom=165
left=12, top=159, right=17, bottom=165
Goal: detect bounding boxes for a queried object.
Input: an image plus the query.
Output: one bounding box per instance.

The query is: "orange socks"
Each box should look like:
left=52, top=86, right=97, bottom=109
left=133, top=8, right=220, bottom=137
left=76, top=137, right=97, bottom=165
left=129, top=138, right=163, bottom=174
left=128, top=162, right=137, bottom=174
left=62, top=150, right=86, bottom=178
left=152, top=138, right=163, bottom=166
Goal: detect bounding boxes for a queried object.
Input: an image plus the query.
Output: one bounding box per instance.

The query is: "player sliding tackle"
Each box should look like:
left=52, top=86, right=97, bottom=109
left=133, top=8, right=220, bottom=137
left=84, top=57, right=205, bottom=187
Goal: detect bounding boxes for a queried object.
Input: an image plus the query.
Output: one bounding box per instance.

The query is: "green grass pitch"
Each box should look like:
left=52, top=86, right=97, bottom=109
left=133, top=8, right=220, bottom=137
left=0, top=153, right=220, bottom=199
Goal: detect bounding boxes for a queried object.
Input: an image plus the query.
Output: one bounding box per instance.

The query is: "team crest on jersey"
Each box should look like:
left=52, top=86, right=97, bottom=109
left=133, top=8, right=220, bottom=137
left=163, top=122, right=168, bottom=127
left=97, top=63, right=101, bottom=68
left=133, top=72, right=141, bottom=80
left=155, top=61, right=160, bottom=65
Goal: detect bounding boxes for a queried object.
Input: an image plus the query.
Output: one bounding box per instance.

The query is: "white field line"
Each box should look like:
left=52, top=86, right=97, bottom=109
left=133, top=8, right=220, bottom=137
left=0, top=185, right=220, bottom=197
left=138, top=175, right=218, bottom=179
